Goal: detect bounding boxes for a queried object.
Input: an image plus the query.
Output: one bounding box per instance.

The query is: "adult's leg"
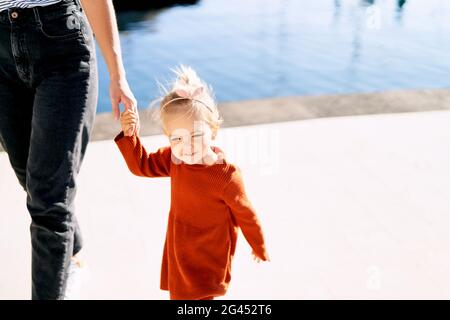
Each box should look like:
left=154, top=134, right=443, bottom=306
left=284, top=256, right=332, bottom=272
left=27, top=60, right=97, bottom=299
left=26, top=4, right=98, bottom=299
left=0, top=22, right=33, bottom=190
left=0, top=82, right=34, bottom=191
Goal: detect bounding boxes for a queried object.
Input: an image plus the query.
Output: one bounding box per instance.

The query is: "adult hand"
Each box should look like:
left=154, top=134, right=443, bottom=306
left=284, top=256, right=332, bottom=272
left=110, top=78, right=140, bottom=135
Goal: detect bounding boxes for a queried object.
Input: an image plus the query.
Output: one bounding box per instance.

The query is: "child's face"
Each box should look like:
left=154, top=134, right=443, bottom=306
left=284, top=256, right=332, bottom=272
left=164, top=113, right=215, bottom=165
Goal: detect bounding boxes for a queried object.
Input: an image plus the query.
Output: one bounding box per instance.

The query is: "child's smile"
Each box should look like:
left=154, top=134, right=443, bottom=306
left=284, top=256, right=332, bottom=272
left=164, top=112, right=218, bottom=165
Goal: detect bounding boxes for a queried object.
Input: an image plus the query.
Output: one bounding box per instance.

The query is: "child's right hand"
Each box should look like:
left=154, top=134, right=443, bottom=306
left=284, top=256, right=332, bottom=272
left=120, top=108, right=140, bottom=137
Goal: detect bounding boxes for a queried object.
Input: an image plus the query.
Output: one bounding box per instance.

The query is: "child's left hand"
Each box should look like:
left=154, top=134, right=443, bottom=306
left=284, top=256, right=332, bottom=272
left=252, top=251, right=269, bottom=263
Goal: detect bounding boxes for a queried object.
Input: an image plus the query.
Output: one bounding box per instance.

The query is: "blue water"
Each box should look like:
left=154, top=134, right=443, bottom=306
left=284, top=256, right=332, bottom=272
left=95, top=0, right=450, bottom=113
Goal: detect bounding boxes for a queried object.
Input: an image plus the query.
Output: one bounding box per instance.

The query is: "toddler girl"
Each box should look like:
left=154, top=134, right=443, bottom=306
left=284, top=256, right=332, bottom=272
left=114, top=66, right=269, bottom=300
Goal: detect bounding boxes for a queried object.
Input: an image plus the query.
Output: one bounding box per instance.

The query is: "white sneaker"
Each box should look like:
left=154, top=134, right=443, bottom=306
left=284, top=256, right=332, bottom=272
left=63, top=258, right=87, bottom=300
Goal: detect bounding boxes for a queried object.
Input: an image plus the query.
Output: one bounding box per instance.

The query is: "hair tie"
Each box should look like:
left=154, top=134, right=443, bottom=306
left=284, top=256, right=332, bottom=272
left=174, top=86, right=204, bottom=99
left=161, top=86, right=213, bottom=113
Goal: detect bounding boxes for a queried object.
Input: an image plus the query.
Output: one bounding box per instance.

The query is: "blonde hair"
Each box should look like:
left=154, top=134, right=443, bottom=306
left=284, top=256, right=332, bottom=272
left=151, top=65, right=223, bottom=137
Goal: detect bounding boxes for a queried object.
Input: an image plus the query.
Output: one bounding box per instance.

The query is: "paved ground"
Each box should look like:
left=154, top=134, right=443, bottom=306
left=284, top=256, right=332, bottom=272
left=1, top=109, right=450, bottom=299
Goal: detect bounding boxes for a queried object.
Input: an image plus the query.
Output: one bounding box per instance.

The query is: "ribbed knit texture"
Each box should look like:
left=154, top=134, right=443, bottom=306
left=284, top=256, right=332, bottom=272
left=114, top=131, right=268, bottom=300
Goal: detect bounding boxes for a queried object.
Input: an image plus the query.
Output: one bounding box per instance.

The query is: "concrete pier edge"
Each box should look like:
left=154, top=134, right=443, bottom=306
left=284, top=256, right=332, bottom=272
left=1, top=88, right=449, bottom=152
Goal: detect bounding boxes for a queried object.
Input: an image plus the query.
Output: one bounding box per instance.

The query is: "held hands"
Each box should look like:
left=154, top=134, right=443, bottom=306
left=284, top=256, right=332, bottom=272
left=110, top=77, right=141, bottom=135
left=120, top=108, right=140, bottom=137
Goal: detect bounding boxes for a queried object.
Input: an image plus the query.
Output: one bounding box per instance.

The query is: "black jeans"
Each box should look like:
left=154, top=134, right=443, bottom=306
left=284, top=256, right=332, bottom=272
left=0, top=0, right=97, bottom=299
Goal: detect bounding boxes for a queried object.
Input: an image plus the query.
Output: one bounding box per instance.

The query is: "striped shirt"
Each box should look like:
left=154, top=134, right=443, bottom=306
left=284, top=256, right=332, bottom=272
left=0, top=0, right=63, bottom=12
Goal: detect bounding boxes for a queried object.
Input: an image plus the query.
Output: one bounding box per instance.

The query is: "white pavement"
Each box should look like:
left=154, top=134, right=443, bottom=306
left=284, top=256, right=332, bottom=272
left=1, top=110, right=450, bottom=299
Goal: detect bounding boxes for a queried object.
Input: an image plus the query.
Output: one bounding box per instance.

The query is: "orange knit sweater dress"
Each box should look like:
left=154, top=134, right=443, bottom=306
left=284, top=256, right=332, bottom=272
left=114, top=131, right=269, bottom=300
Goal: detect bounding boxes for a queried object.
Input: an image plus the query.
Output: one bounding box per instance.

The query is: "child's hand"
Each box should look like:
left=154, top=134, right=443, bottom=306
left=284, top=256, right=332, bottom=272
left=120, top=108, right=140, bottom=137
left=252, top=250, right=270, bottom=263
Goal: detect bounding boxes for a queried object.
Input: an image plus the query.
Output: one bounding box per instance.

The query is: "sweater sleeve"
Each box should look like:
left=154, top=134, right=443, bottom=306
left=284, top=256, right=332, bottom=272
left=114, top=131, right=171, bottom=178
left=222, top=166, right=269, bottom=261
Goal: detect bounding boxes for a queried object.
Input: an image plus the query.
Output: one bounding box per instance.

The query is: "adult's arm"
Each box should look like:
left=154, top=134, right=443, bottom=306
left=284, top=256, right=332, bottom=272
left=80, top=0, right=138, bottom=126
